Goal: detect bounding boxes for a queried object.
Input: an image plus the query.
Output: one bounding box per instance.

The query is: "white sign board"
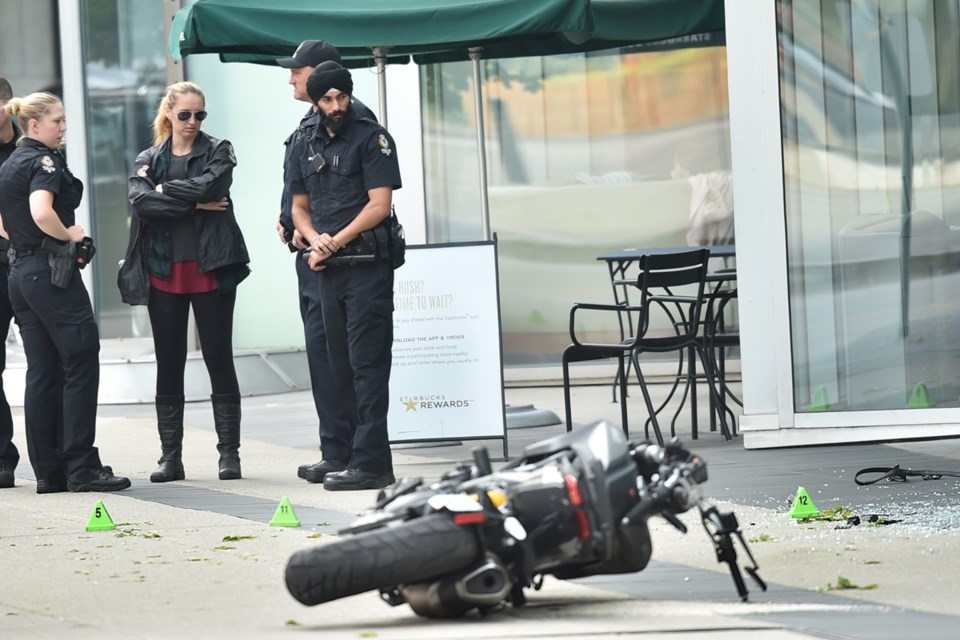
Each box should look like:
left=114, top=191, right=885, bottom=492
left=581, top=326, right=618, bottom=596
left=388, top=242, right=505, bottom=443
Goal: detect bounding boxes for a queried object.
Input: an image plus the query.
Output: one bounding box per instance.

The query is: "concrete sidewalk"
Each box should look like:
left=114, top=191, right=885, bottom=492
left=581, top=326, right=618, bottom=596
left=3, top=382, right=960, bottom=639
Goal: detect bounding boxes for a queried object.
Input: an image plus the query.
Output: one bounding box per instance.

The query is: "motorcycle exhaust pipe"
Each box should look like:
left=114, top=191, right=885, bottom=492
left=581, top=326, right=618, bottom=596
left=402, top=560, right=512, bottom=618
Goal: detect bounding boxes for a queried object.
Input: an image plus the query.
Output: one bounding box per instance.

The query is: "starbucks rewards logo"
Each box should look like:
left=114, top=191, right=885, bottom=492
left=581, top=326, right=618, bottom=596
left=401, top=394, right=472, bottom=412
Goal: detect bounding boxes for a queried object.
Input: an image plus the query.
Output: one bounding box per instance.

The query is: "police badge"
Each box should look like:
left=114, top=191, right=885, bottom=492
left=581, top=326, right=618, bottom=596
left=377, top=133, right=392, bottom=157
left=40, top=155, right=56, bottom=174
left=136, top=164, right=150, bottom=178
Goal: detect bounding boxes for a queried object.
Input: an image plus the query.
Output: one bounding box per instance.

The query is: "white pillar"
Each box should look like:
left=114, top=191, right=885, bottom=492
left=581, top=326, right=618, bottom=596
left=57, top=0, right=91, bottom=296
left=724, top=0, right=794, bottom=438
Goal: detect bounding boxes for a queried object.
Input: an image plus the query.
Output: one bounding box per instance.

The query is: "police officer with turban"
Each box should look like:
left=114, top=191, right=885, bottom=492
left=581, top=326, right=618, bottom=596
left=274, top=41, right=376, bottom=483
left=288, top=63, right=401, bottom=491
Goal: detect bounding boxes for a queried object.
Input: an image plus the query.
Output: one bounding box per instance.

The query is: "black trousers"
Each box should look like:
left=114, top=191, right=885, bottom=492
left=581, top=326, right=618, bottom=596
left=147, top=287, right=240, bottom=397
left=0, top=263, right=19, bottom=470
left=8, top=255, right=101, bottom=481
left=295, top=254, right=357, bottom=448
left=316, top=260, right=394, bottom=474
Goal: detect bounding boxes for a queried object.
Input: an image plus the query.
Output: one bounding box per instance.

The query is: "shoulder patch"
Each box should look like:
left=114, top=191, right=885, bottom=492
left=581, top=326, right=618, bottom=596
left=136, top=164, right=150, bottom=178
left=377, top=133, right=392, bottom=157
left=40, top=155, right=57, bottom=174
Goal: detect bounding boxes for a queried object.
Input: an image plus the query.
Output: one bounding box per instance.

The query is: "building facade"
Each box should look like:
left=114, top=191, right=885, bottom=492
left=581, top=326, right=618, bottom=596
left=4, top=1, right=960, bottom=446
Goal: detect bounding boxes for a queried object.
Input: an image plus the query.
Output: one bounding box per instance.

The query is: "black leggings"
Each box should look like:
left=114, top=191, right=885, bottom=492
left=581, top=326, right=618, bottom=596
left=148, top=287, right=240, bottom=397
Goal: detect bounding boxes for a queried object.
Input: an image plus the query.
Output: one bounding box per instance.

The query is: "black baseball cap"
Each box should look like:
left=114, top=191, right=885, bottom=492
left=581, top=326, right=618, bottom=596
left=276, top=40, right=342, bottom=69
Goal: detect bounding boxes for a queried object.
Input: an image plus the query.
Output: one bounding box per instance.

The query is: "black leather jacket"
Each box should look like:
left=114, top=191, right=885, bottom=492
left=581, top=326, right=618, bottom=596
left=122, top=132, right=249, bottom=303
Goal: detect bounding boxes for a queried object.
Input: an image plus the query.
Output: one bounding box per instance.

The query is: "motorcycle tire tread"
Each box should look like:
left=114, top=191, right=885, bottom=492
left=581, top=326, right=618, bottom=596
left=285, top=514, right=480, bottom=606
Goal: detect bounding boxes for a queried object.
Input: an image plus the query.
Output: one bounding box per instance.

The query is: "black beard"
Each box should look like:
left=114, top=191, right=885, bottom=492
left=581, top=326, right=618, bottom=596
left=320, top=104, right=354, bottom=134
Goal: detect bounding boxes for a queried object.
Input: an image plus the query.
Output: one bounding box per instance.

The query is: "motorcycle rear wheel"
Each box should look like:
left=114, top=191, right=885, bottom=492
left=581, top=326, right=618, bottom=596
left=285, top=514, right=480, bottom=606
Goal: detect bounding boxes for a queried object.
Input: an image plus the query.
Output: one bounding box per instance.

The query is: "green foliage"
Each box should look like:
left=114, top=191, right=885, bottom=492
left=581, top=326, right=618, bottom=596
left=814, top=575, right=879, bottom=591
left=798, top=506, right=852, bottom=523
left=747, top=533, right=779, bottom=543
left=114, top=529, right=161, bottom=539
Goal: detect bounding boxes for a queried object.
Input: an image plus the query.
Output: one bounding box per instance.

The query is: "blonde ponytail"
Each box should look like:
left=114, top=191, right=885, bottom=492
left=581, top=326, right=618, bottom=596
left=5, top=92, right=61, bottom=135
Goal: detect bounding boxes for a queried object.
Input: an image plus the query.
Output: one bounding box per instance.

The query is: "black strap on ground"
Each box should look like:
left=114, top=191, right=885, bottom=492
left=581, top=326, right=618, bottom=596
left=855, top=464, right=960, bottom=485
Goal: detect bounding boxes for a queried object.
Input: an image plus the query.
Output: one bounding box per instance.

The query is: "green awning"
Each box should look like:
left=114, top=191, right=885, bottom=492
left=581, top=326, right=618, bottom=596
left=417, top=0, right=726, bottom=63
left=171, top=0, right=595, bottom=64
left=170, top=0, right=724, bottom=65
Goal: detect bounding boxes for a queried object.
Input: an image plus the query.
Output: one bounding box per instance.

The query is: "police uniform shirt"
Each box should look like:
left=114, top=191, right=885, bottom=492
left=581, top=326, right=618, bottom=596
left=0, top=138, right=82, bottom=251
left=287, top=115, right=401, bottom=236
left=279, top=97, right=378, bottom=240
left=0, top=122, right=19, bottom=168
left=279, top=107, right=320, bottom=240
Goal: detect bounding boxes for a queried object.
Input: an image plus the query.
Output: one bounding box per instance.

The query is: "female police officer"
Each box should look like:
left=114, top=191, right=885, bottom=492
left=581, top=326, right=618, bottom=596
left=0, top=92, right=129, bottom=493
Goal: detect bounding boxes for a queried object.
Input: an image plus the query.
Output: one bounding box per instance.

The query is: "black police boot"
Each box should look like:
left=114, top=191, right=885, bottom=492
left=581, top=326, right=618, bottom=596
left=0, top=463, right=14, bottom=488
left=150, top=395, right=185, bottom=483
left=212, top=393, right=241, bottom=480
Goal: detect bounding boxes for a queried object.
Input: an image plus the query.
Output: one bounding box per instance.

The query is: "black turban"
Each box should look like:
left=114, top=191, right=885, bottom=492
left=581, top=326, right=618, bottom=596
left=307, top=61, right=353, bottom=103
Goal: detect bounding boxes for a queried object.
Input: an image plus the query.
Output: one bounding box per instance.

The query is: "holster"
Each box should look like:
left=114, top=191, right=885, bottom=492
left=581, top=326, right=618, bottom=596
left=353, top=227, right=381, bottom=257
left=42, top=238, right=76, bottom=288
left=371, top=225, right=390, bottom=263
left=320, top=209, right=405, bottom=269
left=354, top=210, right=405, bottom=269
left=0, top=238, right=9, bottom=266
left=386, top=208, right=405, bottom=269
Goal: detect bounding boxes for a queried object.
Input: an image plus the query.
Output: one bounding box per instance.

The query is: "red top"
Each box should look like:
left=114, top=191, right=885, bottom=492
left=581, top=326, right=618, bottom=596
left=150, top=260, right=217, bottom=294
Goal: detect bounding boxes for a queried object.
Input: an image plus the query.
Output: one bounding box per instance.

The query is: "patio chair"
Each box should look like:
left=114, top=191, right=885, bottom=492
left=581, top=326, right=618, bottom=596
left=562, top=248, right=731, bottom=445
left=703, top=279, right=741, bottom=435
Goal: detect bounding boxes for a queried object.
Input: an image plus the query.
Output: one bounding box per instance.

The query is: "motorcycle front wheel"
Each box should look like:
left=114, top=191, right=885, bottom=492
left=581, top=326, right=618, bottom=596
left=285, top=514, right=481, bottom=606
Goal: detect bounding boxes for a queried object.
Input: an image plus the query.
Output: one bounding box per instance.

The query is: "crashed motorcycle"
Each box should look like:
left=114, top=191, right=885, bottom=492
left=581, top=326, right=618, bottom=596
left=285, top=420, right=766, bottom=617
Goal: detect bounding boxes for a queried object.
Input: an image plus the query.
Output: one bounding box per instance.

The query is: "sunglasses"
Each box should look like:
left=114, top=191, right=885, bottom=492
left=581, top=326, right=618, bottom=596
left=175, top=110, right=208, bottom=122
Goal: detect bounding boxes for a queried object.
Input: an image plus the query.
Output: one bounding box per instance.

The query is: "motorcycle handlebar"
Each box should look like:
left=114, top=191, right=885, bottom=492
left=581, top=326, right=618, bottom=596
left=620, top=466, right=703, bottom=529
left=623, top=444, right=766, bottom=601
left=630, top=441, right=707, bottom=483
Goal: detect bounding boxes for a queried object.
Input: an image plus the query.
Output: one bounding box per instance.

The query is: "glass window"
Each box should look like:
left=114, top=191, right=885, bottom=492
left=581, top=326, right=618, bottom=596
left=421, top=44, right=733, bottom=366
left=778, top=1, right=960, bottom=412
left=81, top=0, right=168, bottom=338
left=0, top=2, right=60, bottom=98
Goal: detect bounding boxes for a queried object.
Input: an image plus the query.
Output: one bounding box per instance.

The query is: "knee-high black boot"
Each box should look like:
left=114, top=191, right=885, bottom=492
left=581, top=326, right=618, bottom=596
left=212, top=393, right=241, bottom=480
left=150, top=395, right=185, bottom=483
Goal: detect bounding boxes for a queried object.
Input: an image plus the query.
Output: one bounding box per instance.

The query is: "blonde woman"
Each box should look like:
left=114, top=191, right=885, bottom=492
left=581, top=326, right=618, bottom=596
left=0, top=92, right=129, bottom=493
left=124, top=82, right=250, bottom=482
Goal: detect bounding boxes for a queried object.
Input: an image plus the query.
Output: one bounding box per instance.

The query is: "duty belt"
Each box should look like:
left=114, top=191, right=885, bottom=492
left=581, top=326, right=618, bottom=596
left=7, top=246, right=47, bottom=263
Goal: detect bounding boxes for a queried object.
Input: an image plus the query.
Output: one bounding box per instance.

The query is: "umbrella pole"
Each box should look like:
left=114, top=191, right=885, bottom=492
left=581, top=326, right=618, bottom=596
left=469, top=47, right=492, bottom=241
left=879, top=35, right=912, bottom=337
left=373, top=46, right=389, bottom=128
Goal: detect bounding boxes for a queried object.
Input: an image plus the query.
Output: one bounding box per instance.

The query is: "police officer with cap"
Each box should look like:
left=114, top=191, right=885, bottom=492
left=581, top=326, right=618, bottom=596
left=0, top=76, right=20, bottom=489
left=0, top=91, right=129, bottom=493
left=288, top=63, right=401, bottom=491
left=275, top=41, right=377, bottom=483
